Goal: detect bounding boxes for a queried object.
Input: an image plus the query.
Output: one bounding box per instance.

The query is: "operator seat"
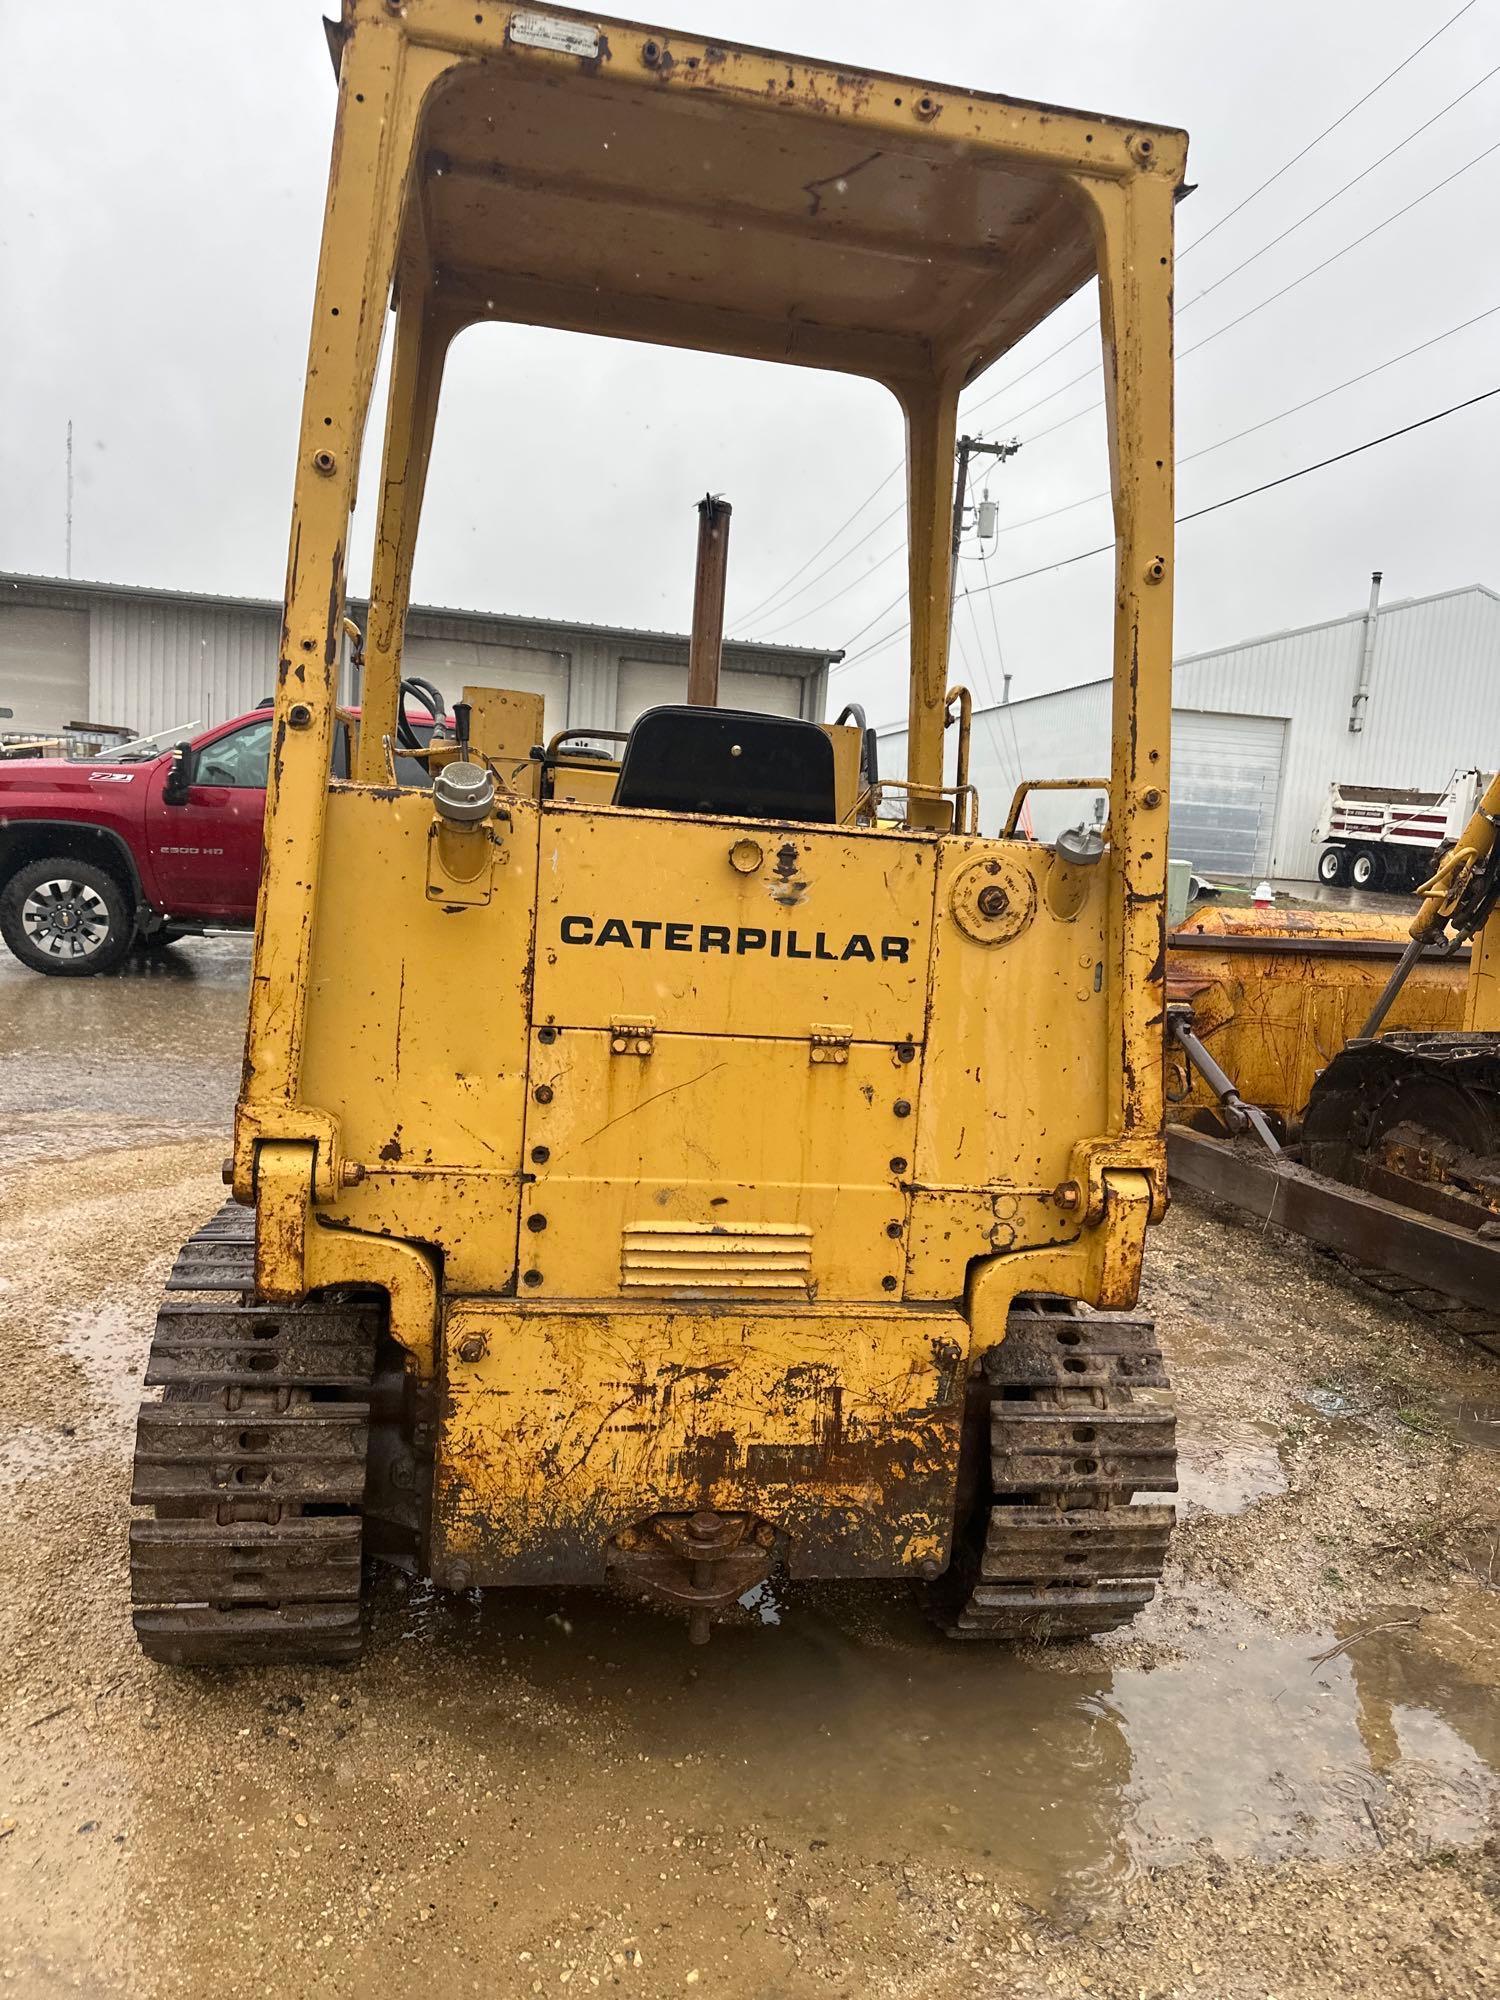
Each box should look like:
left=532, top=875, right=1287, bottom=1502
left=611, top=705, right=837, bottom=823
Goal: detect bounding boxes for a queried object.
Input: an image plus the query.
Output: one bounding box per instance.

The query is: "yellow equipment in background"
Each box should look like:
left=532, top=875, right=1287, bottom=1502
left=129, top=2, right=1187, bottom=1662
left=1166, top=905, right=1471, bottom=1136
left=1166, top=774, right=1500, bottom=1359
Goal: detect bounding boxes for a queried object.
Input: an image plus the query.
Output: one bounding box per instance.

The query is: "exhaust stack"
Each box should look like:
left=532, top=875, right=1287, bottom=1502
left=687, top=494, right=732, bottom=707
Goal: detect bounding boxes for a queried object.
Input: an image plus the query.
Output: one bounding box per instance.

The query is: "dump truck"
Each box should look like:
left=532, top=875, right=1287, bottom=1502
left=1312, top=769, right=1492, bottom=891
left=129, top=1, right=1187, bottom=1663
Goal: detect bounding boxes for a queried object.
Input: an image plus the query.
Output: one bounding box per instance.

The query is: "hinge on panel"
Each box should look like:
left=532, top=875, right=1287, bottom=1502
left=809, top=1023, right=853, bottom=1066
left=610, top=1015, right=656, bottom=1058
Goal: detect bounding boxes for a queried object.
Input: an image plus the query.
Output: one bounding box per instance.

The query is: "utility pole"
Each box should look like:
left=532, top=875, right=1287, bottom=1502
left=948, top=434, right=1020, bottom=680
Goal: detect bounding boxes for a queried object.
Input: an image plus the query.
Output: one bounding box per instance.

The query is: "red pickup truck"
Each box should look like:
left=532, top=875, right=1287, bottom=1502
left=0, top=695, right=454, bottom=975
left=0, top=709, right=280, bottom=974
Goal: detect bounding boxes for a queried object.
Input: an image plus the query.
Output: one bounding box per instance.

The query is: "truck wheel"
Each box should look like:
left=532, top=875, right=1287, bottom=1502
left=1349, top=848, right=1384, bottom=890
left=1316, top=847, right=1348, bottom=886
left=0, top=856, right=134, bottom=976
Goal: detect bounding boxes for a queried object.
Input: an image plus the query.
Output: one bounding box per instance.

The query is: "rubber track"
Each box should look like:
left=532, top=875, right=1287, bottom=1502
left=130, top=1203, right=381, bottom=1666
left=931, top=1297, right=1176, bottom=1641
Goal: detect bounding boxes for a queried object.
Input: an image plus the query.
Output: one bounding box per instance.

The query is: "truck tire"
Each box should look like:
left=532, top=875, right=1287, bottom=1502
left=1316, top=846, right=1348, bottom=886
left=1349, top=847, right=1384, bottom=890
left=0, top=855, right=134, bottom=976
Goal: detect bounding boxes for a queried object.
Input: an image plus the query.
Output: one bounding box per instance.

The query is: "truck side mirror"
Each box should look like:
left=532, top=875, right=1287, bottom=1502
left=162, top=742, right=196, bottom=806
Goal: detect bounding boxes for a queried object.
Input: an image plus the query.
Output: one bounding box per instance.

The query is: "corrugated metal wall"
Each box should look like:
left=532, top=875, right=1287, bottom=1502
left=90, top=595, right=279, bottom=735
left=880, top=682, right=1112, bottom=840
left=880, top=587, right=1499, bottom=878
left=0, top=576, right=833, bottom=745
left=1172, top=586, right=1500, bottom=878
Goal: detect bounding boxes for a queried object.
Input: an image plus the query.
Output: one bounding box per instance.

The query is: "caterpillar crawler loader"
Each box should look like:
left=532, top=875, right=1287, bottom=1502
left=129, top=1, right=1187, bottom=1663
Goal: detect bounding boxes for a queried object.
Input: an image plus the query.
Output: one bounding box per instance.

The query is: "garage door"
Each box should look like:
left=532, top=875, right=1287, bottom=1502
left=401, top=636, right=568, bottom=739
left=1170, top=710, right=1286, bottom=880
left=615, top=658, right=804, bottom=730
left=0, top=603, right=89, bottom=734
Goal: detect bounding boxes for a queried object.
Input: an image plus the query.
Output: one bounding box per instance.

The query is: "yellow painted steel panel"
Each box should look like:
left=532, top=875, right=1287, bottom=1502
left=908, top=836, right=1113, bottom=1295
left=532, top=806, right=934, bottom=1043
left=433, top=1298, right=969, bottom=1584
left=299, top=788, right=537, bottom=1173
left=519, top=1030, right=916, bottom=1299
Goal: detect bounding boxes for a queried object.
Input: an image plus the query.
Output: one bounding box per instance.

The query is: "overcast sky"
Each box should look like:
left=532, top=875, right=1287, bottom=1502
left=2, top=0, right=1497, bottom=726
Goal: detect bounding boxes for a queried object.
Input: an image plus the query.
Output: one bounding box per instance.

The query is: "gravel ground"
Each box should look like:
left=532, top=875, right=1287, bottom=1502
left=1, top=1056, right=1497, bottom=1995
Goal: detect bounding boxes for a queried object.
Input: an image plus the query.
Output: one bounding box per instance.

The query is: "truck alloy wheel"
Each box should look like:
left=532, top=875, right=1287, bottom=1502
left=0, top=857, right=133, bottom=976
left=1350, top=848, right=1383, bottom=890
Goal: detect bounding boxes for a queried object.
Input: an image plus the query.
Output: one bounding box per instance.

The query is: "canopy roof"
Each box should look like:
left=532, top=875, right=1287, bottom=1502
left=387, top=6, right=1187, bottom=391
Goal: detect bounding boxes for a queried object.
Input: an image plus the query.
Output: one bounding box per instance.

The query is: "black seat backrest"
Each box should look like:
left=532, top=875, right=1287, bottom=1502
left=612, top=706, right=837, bottom=823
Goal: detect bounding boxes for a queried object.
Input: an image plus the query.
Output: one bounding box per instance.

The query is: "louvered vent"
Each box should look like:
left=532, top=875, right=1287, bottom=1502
left=621, top=1221, right=813, bottom=1291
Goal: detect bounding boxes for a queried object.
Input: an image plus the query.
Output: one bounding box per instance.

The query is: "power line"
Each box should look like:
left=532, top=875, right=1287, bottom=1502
left=728, top=465, right=901, bottom=629
left=748, top=112, right=1500, bottom=639
left=1183, top=0, right=1480, bottom=257
left=832, top=384, right=1500, bottom=673
left=1000, top=132, right=1500, bottom=450
left=966, top=16, right=1493, bottom=435
left=791, top=297, right=1500, bottom=643
left=987, top=301, right=1500, bottom=542
left=976, top=1, right=1496, bottom=432
left=1182, top=58, right=1500, bottom=310
left=733, top=4, right=1485, bottom=637
left=740, top=500, right=904, bottom=637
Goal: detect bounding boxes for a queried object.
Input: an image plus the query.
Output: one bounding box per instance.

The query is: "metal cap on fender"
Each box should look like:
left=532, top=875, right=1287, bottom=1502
left=432, top=760, right=496, bottom=824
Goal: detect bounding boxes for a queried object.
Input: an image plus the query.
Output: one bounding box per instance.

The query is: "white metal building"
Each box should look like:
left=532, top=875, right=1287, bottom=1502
left=880, top=582, right=1500, bottom=880
left=0, top=572, right=837, bottom=748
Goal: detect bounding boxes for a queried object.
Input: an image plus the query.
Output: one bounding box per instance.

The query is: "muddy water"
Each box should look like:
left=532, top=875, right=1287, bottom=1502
left=14, top=1566, right=1479, bottom=1999
left=0, top=937, right=248, bottom=1166
left=3, top=964, right=1498, bottom=1993
left=1432, top=1393, right=1500, bottom=1453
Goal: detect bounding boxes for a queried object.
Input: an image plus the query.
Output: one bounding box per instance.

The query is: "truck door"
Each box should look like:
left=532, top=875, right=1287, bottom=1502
left=144, top=715, right=271, bottom=918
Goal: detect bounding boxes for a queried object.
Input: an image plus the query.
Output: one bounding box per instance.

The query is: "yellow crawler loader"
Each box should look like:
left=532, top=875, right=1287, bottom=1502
left=130, top=1, right=1187, bottom=1661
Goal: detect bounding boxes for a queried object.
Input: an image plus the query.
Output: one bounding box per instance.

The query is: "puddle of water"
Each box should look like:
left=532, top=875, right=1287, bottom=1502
left=351, top=1570, right=1499, bottom=1911
left=55, top=1301, right=141, bottom=1423
left=1108, top=1598, right=1497, bottom=1868
left=1429, top=1394, right=1500, bottom=1453
left=1172, top=1409, right=1287, bottom=1516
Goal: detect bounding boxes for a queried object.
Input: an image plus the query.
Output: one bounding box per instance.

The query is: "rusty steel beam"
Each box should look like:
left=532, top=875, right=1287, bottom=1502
left=1166, top=1124, right=1500, bottom=1316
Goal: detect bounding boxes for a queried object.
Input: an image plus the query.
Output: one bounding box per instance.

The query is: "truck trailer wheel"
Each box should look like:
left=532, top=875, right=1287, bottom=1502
left=0, top=855, right=134, bottom=976
left=1316, top=847, right=1348, bottom=886
left=1349, top=848, right=1384, bottom=890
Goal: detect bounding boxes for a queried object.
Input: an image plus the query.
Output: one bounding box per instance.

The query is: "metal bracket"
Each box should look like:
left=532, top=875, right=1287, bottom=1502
left=809, top=1023, right=853, bottom=1066
left=425, top=821, right=501, bottom=907
left=610, top=1016, right=656, bottom=1058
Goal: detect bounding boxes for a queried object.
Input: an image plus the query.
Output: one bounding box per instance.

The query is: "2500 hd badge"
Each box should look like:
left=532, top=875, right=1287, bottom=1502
left=558, top=916, right=912, bottom=963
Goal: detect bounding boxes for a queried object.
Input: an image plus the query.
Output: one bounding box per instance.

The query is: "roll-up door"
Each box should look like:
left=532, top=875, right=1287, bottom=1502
left=616, top=658, right=803, bottom=729
left=1170, top=710, right=1286, bottom=880
left=0, top=604, right=90, bottom=734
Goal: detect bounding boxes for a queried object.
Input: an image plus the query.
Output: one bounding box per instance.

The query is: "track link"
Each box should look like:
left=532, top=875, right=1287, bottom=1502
left=130, top=1203, right=381, bottom=1667
left=929, top=1297, right=1176, bottom=1641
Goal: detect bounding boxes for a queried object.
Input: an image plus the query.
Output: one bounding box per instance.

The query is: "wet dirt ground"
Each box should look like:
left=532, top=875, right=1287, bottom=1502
left=1, top=941, right=1497, bottom=1997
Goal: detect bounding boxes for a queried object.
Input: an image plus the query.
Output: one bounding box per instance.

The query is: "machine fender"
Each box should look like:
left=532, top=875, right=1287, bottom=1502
left=252, top=1139, right=439, bottom=1374
left=966, top=1168, right=1154, bottom=1343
